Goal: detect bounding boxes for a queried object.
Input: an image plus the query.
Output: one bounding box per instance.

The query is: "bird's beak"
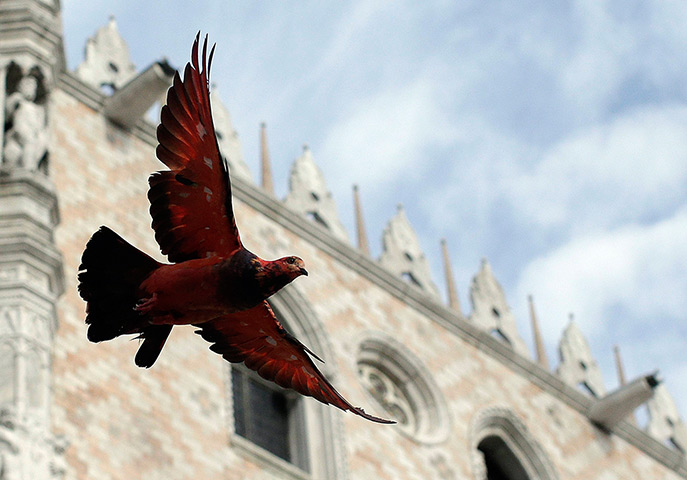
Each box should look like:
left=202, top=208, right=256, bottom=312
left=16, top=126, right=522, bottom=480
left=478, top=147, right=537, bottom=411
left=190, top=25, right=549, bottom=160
left=299, top=268, right=308, bottom=276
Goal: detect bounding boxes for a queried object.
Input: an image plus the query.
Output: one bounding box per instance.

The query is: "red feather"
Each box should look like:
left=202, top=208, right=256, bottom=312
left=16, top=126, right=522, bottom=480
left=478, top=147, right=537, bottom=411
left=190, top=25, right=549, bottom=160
left=149, top=33, right=241, bottom=262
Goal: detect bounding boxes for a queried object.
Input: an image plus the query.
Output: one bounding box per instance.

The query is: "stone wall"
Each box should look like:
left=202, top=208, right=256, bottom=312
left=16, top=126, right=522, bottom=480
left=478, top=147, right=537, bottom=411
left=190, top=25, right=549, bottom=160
left=45, top=75, right=686, bottom=479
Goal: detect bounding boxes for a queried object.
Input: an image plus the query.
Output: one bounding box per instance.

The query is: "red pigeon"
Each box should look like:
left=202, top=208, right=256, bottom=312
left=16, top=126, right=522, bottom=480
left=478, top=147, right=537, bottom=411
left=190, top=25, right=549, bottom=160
left=77, top=33, right=393, bottom=424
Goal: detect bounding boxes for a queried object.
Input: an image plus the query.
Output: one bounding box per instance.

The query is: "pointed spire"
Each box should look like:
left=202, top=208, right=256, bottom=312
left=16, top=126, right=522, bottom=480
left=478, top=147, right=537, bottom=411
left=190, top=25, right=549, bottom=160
left=353, top=185, right=370, bottom=255
left=260, top=122, right=274, bottom=194
left=440, top=239, right=461, bottom=313
left=614, top=345, right=627, bottom=386
left=613, top=345, right=635, bottom=424
left=528, top=295, right=549, bottom=370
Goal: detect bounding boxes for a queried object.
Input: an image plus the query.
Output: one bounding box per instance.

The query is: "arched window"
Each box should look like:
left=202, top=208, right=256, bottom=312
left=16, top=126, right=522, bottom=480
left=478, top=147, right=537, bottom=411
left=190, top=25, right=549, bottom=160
left=470, top=407, right=558, bottom=480
left=478, top=435, right=530, bottom=480
left=227, top=287, right=347, bottom=479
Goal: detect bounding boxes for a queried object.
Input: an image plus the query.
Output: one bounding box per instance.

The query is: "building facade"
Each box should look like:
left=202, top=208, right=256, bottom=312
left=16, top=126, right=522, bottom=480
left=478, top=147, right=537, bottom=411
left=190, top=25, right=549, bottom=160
left=1, top=1, right=687, bottom=479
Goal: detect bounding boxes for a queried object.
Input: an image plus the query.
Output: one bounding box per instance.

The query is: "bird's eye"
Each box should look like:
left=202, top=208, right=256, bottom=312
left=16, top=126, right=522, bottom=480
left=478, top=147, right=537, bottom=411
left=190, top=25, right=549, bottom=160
left=286, top=257, right=295, bottom=264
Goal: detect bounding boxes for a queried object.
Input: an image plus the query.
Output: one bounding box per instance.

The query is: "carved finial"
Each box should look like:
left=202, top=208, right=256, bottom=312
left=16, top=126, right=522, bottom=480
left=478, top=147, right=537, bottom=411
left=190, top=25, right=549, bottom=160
left=614, top=347, right=628, bottom=388
left=379, top=207, right=440, bottom=298
left=284, top=146, right=348, bottom=240
left=260, top=122, right=274, bottom=194
left=353, top=185, right=370, bottom=255
left=613, top=344, right=635, bottom=424
left=75, top=17, right=137, bottom=90
left=647, top=384, right=687, bottom=452
left=528, top=295, right=549, bottom=370
left=556, top=320, right=606, bottom=397
left=440, top=239, right=461, bottom=313
left=468, top=259, right=529, bottom=356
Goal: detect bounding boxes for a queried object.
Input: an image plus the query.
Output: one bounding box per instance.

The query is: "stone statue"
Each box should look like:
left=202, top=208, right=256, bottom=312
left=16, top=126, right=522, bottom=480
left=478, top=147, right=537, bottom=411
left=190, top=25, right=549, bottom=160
left=3, top=73, right=49, bottom=173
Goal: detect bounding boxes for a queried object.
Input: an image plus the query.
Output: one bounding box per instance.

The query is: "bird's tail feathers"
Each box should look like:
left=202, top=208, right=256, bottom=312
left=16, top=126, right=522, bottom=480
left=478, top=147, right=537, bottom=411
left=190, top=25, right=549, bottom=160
left=78, top=226, right=170, bottom=367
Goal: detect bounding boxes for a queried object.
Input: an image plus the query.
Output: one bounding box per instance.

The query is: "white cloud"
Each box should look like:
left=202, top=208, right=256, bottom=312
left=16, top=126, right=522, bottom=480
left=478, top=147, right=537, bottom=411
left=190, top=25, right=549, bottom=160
left=514, top=205, right=687, bottom=343
left=506, top=105, right=687, bottom=234
left=319, top=77, right=455, bottom=190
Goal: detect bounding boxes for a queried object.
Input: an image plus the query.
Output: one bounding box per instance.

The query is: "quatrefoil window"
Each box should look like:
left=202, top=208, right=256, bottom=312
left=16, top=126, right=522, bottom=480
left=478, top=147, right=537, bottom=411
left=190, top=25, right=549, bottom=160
left=356, top=333, right=450, bottom=444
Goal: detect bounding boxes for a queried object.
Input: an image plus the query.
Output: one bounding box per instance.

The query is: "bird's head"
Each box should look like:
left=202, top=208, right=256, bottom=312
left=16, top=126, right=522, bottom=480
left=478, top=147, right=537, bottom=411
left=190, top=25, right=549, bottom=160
left=252, top=255, right=308, bottom=299
left=275, top=256, right=308, bottom=280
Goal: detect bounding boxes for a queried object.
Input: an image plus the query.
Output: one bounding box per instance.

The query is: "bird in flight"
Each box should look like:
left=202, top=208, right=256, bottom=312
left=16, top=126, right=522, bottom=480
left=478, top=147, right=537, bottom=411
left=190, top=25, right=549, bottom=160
left=78, top=33, right=393, bottom=424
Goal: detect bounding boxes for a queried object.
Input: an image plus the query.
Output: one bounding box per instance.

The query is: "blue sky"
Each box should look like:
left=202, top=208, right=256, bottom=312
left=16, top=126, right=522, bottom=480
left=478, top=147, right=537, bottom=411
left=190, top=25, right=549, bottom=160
left=62, top=1, right=687, bottom=420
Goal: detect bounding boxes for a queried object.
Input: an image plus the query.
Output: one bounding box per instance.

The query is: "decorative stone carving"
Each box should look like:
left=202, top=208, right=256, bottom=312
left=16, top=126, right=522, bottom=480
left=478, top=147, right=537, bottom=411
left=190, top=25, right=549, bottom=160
left=210, top=88, right=252, bottom=182
left=468, top=259, right=529, bottom=356
left=356, top=332, right=450, bottom=444
left=284, top=146, right=348, bottom=241
left=647, top=384, right=687, bottom=452
left=75, top=17, right=137, bottom=91
left=2, top=67, right=49, bottom=174
left=0, top=409, right=66, bottom=480
left=379, top=205, right=440, bottom=297
left=358, top=363, right=415, bottom=429
left=556, top=318, right=605, bottom=397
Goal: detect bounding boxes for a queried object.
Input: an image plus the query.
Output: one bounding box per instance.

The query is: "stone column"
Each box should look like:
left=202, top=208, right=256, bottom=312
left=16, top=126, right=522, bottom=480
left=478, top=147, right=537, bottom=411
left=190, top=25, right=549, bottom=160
left=0, top=169, right=65, bottom=479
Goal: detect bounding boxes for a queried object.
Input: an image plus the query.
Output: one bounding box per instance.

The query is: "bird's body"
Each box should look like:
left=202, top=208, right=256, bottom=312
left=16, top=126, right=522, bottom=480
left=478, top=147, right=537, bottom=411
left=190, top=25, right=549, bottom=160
left=136, top=249, right=306, bottom=323
left=77, top=33, right=392, bottom=424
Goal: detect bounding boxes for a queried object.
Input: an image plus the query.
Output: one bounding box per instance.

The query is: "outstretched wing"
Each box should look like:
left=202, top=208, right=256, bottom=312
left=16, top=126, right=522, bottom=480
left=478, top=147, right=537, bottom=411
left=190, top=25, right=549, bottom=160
left=194, top=302, right=394, bottom=424
left=149, top=33, right=241, bottom=262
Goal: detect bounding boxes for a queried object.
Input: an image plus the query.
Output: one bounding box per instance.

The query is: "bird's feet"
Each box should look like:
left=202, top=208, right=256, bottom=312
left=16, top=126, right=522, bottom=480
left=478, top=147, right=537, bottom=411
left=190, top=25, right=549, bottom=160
left=134, top=293, right=158, bottom=314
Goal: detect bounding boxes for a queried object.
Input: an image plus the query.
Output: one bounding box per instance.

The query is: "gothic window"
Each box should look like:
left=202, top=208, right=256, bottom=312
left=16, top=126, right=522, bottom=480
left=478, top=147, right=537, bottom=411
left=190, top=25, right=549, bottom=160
left=470, top=408, right=558, bottom=480
left=356, top=332, right=450, bottom=444
left=478, top=435, right=530, bottom=480
left=0, top=343, right=16, bottom=406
